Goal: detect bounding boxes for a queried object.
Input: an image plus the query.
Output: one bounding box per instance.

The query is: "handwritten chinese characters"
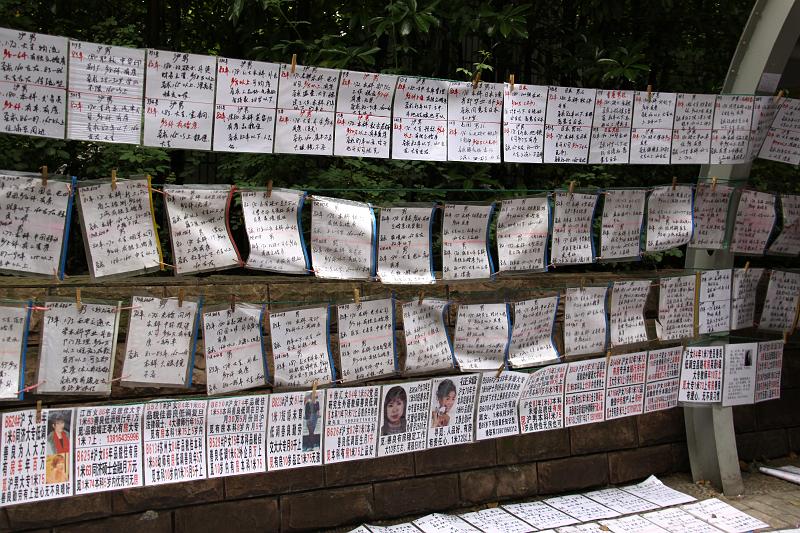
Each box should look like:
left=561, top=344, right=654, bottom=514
left=502, top=83, right=547, bottom=162
left=442, top=203, right=494, bottom=280
left=657, top=275, right=695, bottom=341
left=267, top=390, right=324, bottom=470
left=551, top=192, right=598, bottom=265
left=401, top=299, right=453, bottom=374
left=311, top=196, right=375, bottom=280
left=564, top=358, right=606, bottom=427
left=609, top=280, right=650, bottom=347
left=768, top=194, right=800, bottom=255
left=678, top=346, right=723, bottom=403
left=589, top=90, right=633, bottom=164
left=508, top=296, right=559, bottom=368
left=544, top=86, right=596, bottom=163
left=711, top=95, right=753, bottom=164
left=518, top=363, right=566, bottom=433
left=564, top=286, right=608, bottom=356
left=645, top=185, right=694, bottom=252
left=447, top=81, right=503, bottom=162
left=759, top=270, right=800, bottom=332
left=453, top=303, right=510, bottom=370
left=600, top=189, right=645, bottom=260
left=630, top=91, right=676, bottom=164
left=496, top=197, right=549, bottom=272
left=730, top=267, right=763, bottom=330
left=269, top=306, right=333, bottom=387
left=377, top=206, right=435, bottom=284
left=689, top=184, right=733, bottom=249
left=324, top=385, right=379, bottom=464
left=143, top=400, right=206, bottom=485
left=392, top=77, right=448, bottom=161
left=207, top=395, right=267, bottom=478
left=275, top=64, right=339, bottom=155
left=759, top=98, right=800, bottom=165
left=731, top=190, right=775, bottom=254
left=337, top=297, right=396, bottom=381
left=671, top=93, right=715, bottom=164
left=698, top=269, right=731, bottom=335
left=427, top=374, right=479, bottom=448
left=0, top=305, right=27, bottom=399
left=334, top=71, right=396, bottom=158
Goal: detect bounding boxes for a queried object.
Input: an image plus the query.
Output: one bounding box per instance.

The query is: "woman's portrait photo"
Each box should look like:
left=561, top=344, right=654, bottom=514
left=302, top=392, right=321, bottom=451
left=430, top=379, right=457, bottom=428
left=381, top=385, right=408, bottom=436
left=45, top=410, right=71, bottom=484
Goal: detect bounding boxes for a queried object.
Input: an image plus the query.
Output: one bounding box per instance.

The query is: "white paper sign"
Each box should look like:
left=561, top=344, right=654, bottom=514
left=38, top=301, right=119, bottom=395
left=503, top=83, right=547, bottom=162
left=609, top=280, right=650, bottom=347
left=75, top=404, right=143, bottom=494
left=689, top=184, right=734, bottom=249
left=698, top=269, right=732, bottom=335
left=644, top=346, right=682, bottom=413
left=600, top=189, right=646, bottom=260
left=755, top=340, right=783, bottom=403
left=143, top=50, right=215, bottom=149
left=460, top=507, right=533, bottom=533
left=337, top=298, right=396, bottom=381
left=241, top=188, right=309, bottom=273
left=497, top=197, right=550, bottom=272
left=630, top=91, right=676, bottom=164
left=427, top=374, right=479, bottom=448
left=731, top=267, right=763, bottom=330
left=749, top=95, right=780, bottom=160
left=0, top=408, right=74, bottom=506
left=267, top=390, right=324, bottom=470
left=206, top=395, right=267, bottom=478
left=377, top=206, right=435, bottom=284
left=599, top=515, right=668, bottom=533
left=589, top=90, right=633, bottom=164
left=551, top=192, right=598, bottom=265
left=453, top=303, right=510, bottom=370
left=518, top=363, right=567, bottom=433
left=0, top=29, right=67, bottom=138
left=769, top=194, right=800, bottom=255
left=77, top=179, right=161, bottom=278
left=711, top=95, right=754, bottom=164
left=0, top=173, right=72, bottom=276
left=564, top=286, right=608, bottom=356
left=164, top=185, right=240, bottom=274
left=564, top=358, right=606, bottom=427
left=503, top=501, right=578, bottom=530
left=683, top=497, right=769, bottom=533
left=392, top=77, right=448, bottom=161
left=605, top=351, right=646, bottom=420
left=721, top=342, right=757, bottom=407
left=678, top=346, right=724, bottom=403
left=142, top=401, right=206, bottom=486
left=622, top=475, right=696, bottom=507
left=334, top=71, right=396, bottom=158
left=413, top=513, right=479, bottom=533
left=269, top=306, right=333, bottom=388
left=759, top=98, right=800, bottom=165
left=671, top=93, right=715, bottom=164
left=0, top=305, right=28, bottom=400
left=274, top=64, right=339, bottom=155
left=324, top=385, right=379, bottom=464
left=402, top=299, right=454, bottom=373
left=645, top=185, right=694, bottom=252
left=508, top=296, right=559, bottom=368
left=730, top=190, right=776, bottom=255
left=203, top=303, right=267, bottom=395
left=442, top=203, right=494, bottom=280
left=656, top=274, right=695, bottom=341
left=447, top=82, right=503, bottom=162
left=213, top=58, right=279, bottom=153
left=584, top=487, right=658, bottom=515
left=475, top=371, right=526, bottom=440
left=122, top=296, right=200, bottom=387
left=544, top=86, right=596, bottom=163
left=544, top=494, right=620, bottom=522
left=759, top=270, right=800, bottom=332
left=642, top=508, right=720, bottom=533
left=378, top=380, right=429, bottom=457
left=67, top=41, right=144, bottom=143
left=311, top=196, right=375, bottom=280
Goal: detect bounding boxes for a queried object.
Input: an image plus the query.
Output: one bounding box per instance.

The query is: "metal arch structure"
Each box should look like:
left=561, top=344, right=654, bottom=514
left=683, top=0, right=800, bottom=497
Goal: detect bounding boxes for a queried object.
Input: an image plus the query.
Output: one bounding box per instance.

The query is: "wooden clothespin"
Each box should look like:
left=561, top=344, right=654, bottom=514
left=508, top=74, right=515, bottom=92
left=418, top=291, right=424, bottom=305
left=40, top=165, right=48, bottom=188
left=774, top=89, right=785, bottom=104
left=711, top=176, right=717, bottom=191
left=568, top=181, right=576, bottom=196
left=229, top=294, right=236, bottom=312
left=472, top=71, right=481, bottom=91
left=35, top=400, right=42, bottom=424
left=111, top=168, right=117, bottom=191
left=495, top=362, right=505, bottom=379
left=605, top=349, right=612, bottom=364
left=290, top=54, right=297, bottom=74
left=266, top=179, right=273, bottom=198
left=75, top=288, right=83, bottom=312
left=646, top=84, right=653, bottom=103
left=580, top=277, right=586, bottom=290
left=672, top=177, right=678, bottom=191
left=743, top=261, right=750, bottom=273
left=178, top=287, right=185, bottom=307
left=353, top=288, right=361, bottom=304
left=311, top=378, right=318, bottom=401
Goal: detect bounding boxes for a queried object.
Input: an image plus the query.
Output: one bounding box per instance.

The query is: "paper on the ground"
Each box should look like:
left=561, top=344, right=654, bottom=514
left=698, top=269, right=732, bottom=335
left=731, top=190, right=776, bottom=255
left=679, top=346, right=724, bottom=403
left=460, top=507, right=534, bottom=533
left=644, top=346, right=682, bottom=413
left=496, top=197, right=550, bottom=272
left=203, top=303, right=267, bottom=395
left=334, top=71, right=396, bottom=159
left=759, top=98, right=800, bottom=165
left=427, top=374, right=479, bottom=449
left=67, top=41, right=144, bottom=143
left=324, top=385, right=380, bottom=464
left=392, top=77, right=448, bottom=161
left=656, top=274, right=695, bottom=341
left=755, top=339, right=783, bottom=403
left=143, top=50, right=215, bottom=149
left=377, top=206, right=436, bottom=284
left=503, top=83, right=547, bottom=162
left=337, top=297, right=396, bottom=382
left=402, top=299, right=453, bottom=373
left=564, top=286, right=608, bottom=356
left=453, top=303, right=510, bottom=370
left=122, top=296, right=199, bottom=387
left=269, top=306, right=333, bottom=388
left=143, top=400, right=206, bottom=486
left=769, top=194, right=800, bottom=255
left=75, top=404, right=143, bottom=494
left=508, top=296, right=560, bottom=368
left=641, top=507, right=724, bottom=533
left=605, top=351, right=647, bottom=420
left=630, top=91, right=676, bottom=164
left=564, top=358, right=606, bottom=427
left=0, top=28, right=67, bottom=139
left=0, top=173, right=71, bottom=276
left=38, top=301, right=119, bottom=395
left=266, top=390, right=325, bottom=470
left=441, top=203, right=494, bottom=280
left=759, top=270, right=800, bottom=332
left=645, top=185, right=694, bottom=252
left=589, top=89, right=633, bottom=164
left=311, top=196, right=375, bottom=280
left=683, top=497, right=769, bottom=533
left=758, top=465, right=800, bottom=486
left=475, top=370, right=527, bottom=440
left=413, top=513, right=480, bottom=533
left=584, top=487, right=659, bottom=514
left=671, top=93, right=715, bottom=164
left=609, top=280, right=650, bottom=347
left=544, top=494, right=621, bottom=522
left=0, top=305, right=28, bottom=400
left=164, top=185, right=240, bottom=275
left=364, top=524, right=421, bottom=533
left=600, top=189, right=646, bottom=261
left=213, top=58, right=279, bottom=153
left=274, top=64, right=339, bottom=155
left=240, top=187, right=309, bottom=274
left=518, top=363, right=567, bottom=433
left=544, top=86, right=596, bottom=163
left=503, top=501, right=578, bottom=529
left=551, top=192, right=598, bottom=265
left=206, top=395, right=267, bottom=478
left=721, top=342, right=757, bottom=407
left=690, top=184, right=734, bottom=249
left=377, top=379, right=430, bottom=457
left=77, top=178, right=161, bottom=278
left=730, top=267, right=763, bottom=330
left=599, top=515, right=668, bottom=533
left=621, top=475, right=697, bottom=506
left=447, top=81, right=503, bottom=163
left=711, top=95, right=754, bottom=164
